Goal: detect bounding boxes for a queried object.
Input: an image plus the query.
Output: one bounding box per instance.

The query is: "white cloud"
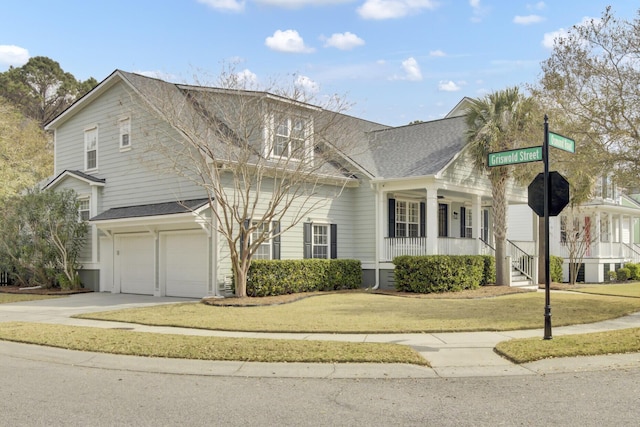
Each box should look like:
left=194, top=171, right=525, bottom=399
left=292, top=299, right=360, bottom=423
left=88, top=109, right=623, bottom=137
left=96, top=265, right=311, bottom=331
left=357, top=0, right=438, bottom=20
left=438, top=80, right=463, bottom=91
left=469, top=0, right=488, bottom=22
left=0, top=45, right=29, bottom=67
left=197, top=0, right=245, bottom=12
left=389, top=58, right=422, bottom=81
left=514, top=14, right=544, bottom=25
left=429, top=49, right=446, bottom=57
left=265, top=29, right=315, bottom=53
left=295, top=75, right=320, bottom=94
left=324, top=32, right=365, bottom=50
left=236, top=69, right=258, bottom=87
left=527, top=1, right=545, bottom=11
left=402, top=57, right=422, bottom=81
left=542, top=16, right=599, bottom=49
left=255, top=0, right=355, bottom=7
left=542, top=28, right=566, bottom=49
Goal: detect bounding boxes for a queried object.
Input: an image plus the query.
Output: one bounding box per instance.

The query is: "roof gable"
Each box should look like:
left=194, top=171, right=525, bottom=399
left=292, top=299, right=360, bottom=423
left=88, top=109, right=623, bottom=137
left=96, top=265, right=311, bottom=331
left=43, top=170, right=105, bottom=190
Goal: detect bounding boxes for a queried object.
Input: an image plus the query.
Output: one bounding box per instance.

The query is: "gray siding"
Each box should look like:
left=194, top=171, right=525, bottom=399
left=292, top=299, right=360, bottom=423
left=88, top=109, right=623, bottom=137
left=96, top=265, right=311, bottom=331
left=54, top=82, right=206, bottom=212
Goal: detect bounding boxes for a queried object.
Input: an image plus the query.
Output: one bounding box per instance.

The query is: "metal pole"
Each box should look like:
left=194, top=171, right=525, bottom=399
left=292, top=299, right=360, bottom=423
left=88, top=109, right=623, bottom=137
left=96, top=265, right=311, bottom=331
left=543, top=115, right=552, bottom=339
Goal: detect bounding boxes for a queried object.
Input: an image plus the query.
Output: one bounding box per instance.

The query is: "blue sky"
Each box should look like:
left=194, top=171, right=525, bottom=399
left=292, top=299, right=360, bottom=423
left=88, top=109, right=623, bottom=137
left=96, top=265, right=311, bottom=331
left=1, top=1, right=638, bottom=126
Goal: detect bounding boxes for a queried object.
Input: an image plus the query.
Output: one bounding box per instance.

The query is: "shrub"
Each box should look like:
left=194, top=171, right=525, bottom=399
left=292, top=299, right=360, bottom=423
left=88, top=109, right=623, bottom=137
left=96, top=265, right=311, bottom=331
left=616, top=267, right=631, bottom=281
left=550, top=256, right=563, bottom=283
left=393, top=255, right=484, bottom=294
left=625, top=263, right=639, bottom=280
left=246, top=259, right=361, bottom=297
left=480, top=255, right=496, bottom=285
left=608, top=270, right=617, bottom=282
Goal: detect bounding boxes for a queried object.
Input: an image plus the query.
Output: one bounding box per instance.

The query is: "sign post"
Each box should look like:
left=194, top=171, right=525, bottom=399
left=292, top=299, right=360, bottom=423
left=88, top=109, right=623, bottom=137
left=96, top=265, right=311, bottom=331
left=489, top=119, right=574, bottom=340
left=543, top=117, right=552, bottom=340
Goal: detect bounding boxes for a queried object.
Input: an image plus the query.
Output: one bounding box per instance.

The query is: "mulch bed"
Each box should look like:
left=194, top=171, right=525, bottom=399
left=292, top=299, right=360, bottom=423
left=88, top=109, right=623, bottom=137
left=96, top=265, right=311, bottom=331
left=0, top=286, right=93, bottom=295
left=201, top=285, right=548, bottom=307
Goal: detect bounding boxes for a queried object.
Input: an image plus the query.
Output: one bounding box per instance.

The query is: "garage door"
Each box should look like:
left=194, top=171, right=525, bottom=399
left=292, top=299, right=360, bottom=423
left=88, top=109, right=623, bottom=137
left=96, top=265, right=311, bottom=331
left=161, top=231, right=208, bottom=298
left=117, top=234, right=155, bottom=295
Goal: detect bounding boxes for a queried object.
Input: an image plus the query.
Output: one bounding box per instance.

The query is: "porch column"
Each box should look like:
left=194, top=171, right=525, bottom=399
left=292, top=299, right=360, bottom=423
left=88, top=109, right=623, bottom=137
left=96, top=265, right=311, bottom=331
left=473, top=194, right=482, bottom=254
left=425, top=186, right=438, bottom=254
left=594, top=211, right=601, bottom=257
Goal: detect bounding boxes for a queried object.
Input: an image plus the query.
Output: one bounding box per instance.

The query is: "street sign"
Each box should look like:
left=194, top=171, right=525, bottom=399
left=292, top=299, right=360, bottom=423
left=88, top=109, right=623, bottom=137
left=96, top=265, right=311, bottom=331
left=528, top=171, right=570, bottom=217
left=487, top=146, right=542, bottom=167
left=549, top=132, right=575, bottom=153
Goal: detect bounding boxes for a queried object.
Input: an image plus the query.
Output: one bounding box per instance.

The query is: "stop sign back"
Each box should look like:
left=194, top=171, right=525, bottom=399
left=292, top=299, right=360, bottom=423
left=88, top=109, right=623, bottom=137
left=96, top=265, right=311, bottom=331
left=528, top=171, right=569, bottom=217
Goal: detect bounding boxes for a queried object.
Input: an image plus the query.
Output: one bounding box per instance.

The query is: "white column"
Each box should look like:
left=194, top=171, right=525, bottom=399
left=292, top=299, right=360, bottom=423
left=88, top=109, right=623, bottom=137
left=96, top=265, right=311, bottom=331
left=90, top=184, right=100, bottom=264
left=473, top=194, right=482, bottom=254
left=594, top=211, right=601, bottom=257
left=425, top=186, right=438, bottom=254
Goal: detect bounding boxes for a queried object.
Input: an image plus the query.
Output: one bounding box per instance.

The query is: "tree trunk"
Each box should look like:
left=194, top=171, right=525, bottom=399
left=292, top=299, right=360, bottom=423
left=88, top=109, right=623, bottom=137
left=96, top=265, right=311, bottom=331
left=492, top=168, right=509, bottom=286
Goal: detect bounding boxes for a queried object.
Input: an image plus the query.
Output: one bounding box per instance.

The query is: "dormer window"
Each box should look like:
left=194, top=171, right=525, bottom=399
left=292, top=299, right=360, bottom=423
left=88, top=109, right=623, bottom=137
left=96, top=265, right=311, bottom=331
left=119, top=117, right=131, bottom=150
left=273, top=116, right=307, bottom=160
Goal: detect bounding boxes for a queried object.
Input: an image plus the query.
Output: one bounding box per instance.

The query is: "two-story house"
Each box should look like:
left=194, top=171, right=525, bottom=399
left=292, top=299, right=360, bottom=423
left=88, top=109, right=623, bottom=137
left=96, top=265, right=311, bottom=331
left=48, top=70, right=637, bottom=297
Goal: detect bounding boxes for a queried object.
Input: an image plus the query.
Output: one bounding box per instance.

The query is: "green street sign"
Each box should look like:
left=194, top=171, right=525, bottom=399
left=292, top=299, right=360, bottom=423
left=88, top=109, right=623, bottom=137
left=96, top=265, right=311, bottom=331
left=488, top=146, right=543, bottom=167
left=549, top=131, right=575, bottom=153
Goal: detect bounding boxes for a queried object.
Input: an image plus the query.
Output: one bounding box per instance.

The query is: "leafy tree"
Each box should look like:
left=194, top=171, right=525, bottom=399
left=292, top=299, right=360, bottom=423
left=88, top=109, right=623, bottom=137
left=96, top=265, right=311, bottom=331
left=465, top=87, right=541, bottom=285
left=0, top=56, right=97, bottom=127
left=0, top=189, right=87, bottom=289
left=0, top=98, right=53, bottom=199
left=128, top=68, right=358, bottom=297
left=537, top=5, right=640, bottom=191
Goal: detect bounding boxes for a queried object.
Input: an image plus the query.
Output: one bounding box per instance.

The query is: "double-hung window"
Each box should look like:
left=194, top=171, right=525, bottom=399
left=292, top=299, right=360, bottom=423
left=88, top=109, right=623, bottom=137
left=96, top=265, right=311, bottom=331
left=119, top=117, right=131, bottom=150
left=395, top=200, right=420, bottom=237
left=274, top=116, right=305, bottom=160
left=84, top=126, right=98, bottom=170
left=312, top=224, right=329, bottom=259
left=251, top=222, right=272, bottom=260
left=78, top=198, right=90, bottom=222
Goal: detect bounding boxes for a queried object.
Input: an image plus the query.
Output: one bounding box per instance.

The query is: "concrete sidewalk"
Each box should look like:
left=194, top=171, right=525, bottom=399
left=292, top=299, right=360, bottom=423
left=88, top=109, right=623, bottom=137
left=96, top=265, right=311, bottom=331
left=0, top=292, right=639, bottom=379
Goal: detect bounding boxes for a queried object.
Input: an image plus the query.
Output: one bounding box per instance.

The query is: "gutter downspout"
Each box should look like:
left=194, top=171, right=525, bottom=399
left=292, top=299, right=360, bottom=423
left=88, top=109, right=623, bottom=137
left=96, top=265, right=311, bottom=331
left=372, top=182, right=381, bottom=289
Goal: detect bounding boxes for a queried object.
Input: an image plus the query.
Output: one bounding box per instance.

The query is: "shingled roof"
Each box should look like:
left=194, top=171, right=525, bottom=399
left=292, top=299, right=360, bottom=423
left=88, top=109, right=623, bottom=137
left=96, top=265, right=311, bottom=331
left=91, top=199, right=210, bottom=221
left=345, top=115, right=469, bottom=179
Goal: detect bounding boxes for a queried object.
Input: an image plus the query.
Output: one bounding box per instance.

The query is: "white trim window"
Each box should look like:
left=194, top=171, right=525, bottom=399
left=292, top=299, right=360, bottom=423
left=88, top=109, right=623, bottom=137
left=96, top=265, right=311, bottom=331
left=395, top=200, right=420, bottom=237
left=119, top=117, right=131, bottom=150
left=78, top=198, right=90, bottom=222
left=273, top=115, right=306, bottom=160
left=312, top=224, right=329, bottom=259
left=84, top=126, right=98, bottom=170
left=251, top=222, right=272, bottom=260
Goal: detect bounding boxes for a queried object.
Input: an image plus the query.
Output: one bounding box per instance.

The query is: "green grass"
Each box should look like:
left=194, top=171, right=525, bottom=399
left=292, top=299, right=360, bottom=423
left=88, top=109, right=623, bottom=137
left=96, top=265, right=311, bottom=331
left=75, top=292, right=640, bottom=333
left=0, top=322, right=428, bottom=365
left=571, top=282, right=640, bottom=298
left=496, top=327, right=640, bottom=363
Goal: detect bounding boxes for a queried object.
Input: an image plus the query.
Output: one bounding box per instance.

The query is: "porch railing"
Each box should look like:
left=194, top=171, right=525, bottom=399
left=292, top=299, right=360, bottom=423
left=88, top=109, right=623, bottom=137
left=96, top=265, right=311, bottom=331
left=437, top=237, right=476, bottom=255
left=382, top=237, right=489, bottom=261
left=622, top=243, right=640, bottom=264
left=507, top=240, right=535, bottom=281
left=382, top=237, right=428, bottom=261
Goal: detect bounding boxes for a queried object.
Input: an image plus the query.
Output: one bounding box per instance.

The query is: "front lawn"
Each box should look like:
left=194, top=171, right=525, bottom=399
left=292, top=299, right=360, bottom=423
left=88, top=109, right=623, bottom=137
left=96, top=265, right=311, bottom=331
left=0, top=322, right=428, bottom=365
left=0, top=293, right=59, bottom=304
left=75, top=291, right=640, bottom=333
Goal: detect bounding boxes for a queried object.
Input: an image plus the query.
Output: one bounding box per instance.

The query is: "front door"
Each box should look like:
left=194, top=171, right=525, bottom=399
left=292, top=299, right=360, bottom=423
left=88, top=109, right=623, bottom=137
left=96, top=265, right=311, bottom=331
left=438, top=204, right=448, bottom=237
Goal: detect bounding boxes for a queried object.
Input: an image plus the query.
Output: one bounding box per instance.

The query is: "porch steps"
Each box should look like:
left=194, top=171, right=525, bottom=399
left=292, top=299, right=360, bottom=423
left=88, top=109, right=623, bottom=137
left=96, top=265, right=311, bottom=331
left=510, top=269, right=536, bottom=289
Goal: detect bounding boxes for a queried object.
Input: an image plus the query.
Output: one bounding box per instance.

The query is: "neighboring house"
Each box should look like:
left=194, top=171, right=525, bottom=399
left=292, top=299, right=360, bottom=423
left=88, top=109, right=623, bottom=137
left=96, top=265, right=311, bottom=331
left=549, top=175, right=640, bottom=283
left=50, top=69, right=640, bottom=298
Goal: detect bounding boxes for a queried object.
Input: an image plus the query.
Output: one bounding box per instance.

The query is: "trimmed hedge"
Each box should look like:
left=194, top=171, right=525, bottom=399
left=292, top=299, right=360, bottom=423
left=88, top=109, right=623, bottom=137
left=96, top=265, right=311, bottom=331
left=550, top=255, right=563, bottom=283
left=246, top=259, right=362, bottom=297
left=393, top=255, right=486, bottom=293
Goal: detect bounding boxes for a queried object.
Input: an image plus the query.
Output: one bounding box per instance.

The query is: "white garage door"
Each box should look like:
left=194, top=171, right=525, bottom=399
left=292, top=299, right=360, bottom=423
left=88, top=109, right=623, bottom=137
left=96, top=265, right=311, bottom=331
left=161, top=231, right=209, bottom=298
left=117, top=234, right=155, bottom=295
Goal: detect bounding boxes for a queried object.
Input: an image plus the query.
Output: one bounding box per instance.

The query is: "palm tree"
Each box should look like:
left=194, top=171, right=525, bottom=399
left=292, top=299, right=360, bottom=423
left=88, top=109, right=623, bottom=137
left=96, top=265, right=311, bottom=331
left=465, top=87, right=539, bottom=285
